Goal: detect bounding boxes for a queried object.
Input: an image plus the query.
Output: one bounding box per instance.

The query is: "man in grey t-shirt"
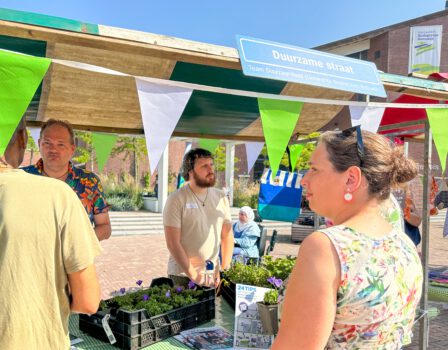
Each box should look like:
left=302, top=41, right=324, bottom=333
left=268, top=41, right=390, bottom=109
left=163, top=148, right=233, bottom=287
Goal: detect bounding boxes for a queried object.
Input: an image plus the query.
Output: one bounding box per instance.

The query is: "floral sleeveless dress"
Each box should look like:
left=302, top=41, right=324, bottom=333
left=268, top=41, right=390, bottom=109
left=321, top=225, right=422, bottom=349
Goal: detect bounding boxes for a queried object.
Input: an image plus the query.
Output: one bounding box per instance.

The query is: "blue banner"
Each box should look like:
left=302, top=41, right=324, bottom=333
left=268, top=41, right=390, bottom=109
left=236, top=35, right=386, bottom=98
left=258, top=169, right=303, bottom=222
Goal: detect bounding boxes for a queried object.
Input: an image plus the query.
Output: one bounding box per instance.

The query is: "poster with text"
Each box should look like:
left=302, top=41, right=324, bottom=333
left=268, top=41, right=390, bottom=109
left=409, top=25, right=443, bottom=74
left=234, top=284, right=274, bottom=349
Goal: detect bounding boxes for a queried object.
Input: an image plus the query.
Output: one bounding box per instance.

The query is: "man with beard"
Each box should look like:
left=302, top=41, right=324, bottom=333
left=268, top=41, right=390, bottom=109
left=163, top=148, right=233, bottom=287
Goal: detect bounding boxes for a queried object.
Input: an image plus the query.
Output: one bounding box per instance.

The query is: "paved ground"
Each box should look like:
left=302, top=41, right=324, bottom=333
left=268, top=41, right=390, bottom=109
left=96, top=209, right=448, bottom=349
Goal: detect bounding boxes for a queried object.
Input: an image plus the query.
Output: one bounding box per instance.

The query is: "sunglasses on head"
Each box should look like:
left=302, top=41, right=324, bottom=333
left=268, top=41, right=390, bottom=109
left=337, top=125, right=365, bottom=167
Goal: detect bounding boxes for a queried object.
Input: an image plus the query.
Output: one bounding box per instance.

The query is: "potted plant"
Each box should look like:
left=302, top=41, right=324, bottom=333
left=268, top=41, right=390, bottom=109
left=257, top=276, right=282, bottom=335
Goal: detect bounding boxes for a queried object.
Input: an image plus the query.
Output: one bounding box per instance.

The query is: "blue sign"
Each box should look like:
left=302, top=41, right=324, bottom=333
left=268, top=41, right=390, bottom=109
left=236, top=35, right=386, bottom=98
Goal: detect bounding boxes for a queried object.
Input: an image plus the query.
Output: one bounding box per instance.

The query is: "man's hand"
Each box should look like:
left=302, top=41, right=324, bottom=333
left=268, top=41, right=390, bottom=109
left=189, top=269, right=219, bottom=288
left=220, top=223, right=234, bottom=270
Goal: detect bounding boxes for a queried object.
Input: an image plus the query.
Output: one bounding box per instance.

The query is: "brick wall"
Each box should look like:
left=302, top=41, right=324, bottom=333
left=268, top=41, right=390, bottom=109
left=387, top=15, right=448, bottom=75
left=368, top=32, right=389, bottom=73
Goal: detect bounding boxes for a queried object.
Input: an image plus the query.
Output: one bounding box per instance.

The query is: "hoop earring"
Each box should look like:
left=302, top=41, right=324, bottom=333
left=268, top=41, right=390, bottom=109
left=343, top=191, right=353, bottom=202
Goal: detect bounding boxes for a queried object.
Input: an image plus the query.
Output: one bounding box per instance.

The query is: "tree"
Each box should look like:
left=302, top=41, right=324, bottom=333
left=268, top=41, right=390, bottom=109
left=260, top=131, right=319, bottom=171
left=73, top=131, right=93, bottom=168
left=26, top=129, right=39, bottom=166
left=213, top=145, right=239, bottom=172
left=111, top=136, right=148, bottom=182
left=295, top=132, right=319, bottom=171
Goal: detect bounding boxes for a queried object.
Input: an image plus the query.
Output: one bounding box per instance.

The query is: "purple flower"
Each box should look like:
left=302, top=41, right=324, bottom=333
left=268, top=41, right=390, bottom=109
left=142, top=294, right=149, bottom=301
left=176, top=286, right=184, bottom=293
left=274, top=278, right=283, bottom=288
left=267, top=276, right=283, bottom=289
left=136, top=280, right=143, bottom=286
left=165, top=290, right=171, bottom=298
left=119, top=287, right=126, bottom=295
left=188, top=280, right=196, bottom=289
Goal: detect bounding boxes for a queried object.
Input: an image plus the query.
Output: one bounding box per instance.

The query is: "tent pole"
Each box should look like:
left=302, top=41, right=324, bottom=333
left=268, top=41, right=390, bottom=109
left=419, top=120, right=431, bottom=350
left=225, top=143, right=235, bottom=206
left=157, top=144, right=169, bottom=213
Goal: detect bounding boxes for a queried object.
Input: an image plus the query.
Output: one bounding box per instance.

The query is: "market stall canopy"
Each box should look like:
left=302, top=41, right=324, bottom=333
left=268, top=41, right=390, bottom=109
left=379, top=94, right=440, bottom=138
left=2, top=8, right=448, bottom=141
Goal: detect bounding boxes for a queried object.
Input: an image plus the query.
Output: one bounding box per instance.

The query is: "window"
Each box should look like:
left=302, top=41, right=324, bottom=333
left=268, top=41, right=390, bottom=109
left=346, top=50, right=368, bottom=61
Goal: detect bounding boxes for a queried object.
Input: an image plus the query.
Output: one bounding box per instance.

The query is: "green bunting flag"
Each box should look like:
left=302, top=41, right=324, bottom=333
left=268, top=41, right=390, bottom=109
left=92, top=132, right=118, bottom=173
left=288, top=144, right=305, bottom=171
left=426, top=108, right=448, bottom=175
left=258, top=98, right=304, bottom=178
left=199, top=138, right=220, bottom=153
left=0, top=50, right=51, bottom=155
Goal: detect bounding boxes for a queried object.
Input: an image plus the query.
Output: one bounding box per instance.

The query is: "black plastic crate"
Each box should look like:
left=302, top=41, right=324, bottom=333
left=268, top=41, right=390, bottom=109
left=197, top=306, right=215, bottom=323
left=79, top=281, right=216, bottom=349
left=153, top=323, right=171, bottom=341
left=220, top=281, right=236, bottom=309
left=79, top=319, right=156, bottom=350
left=115, top=308, right=150, bottom=325
left=80, top=313, right=154, bottom=338
left=166, top=302, right=196, bottom=322
left=112, top=319, right=153, bottom=337
left=201, top=287, right=216, bottom=300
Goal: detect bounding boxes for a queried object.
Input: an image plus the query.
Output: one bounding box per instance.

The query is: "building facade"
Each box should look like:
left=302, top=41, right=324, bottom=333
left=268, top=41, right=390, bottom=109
left=315, top=9, right=448, bottom=177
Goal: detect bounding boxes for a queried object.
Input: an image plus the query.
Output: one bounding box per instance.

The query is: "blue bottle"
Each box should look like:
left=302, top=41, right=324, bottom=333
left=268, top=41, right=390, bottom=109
left=205, top=259, right=215, bottom=287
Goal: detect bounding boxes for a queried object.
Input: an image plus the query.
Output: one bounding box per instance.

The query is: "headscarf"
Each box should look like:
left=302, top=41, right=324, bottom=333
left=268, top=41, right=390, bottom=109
left=235, top=206, right=255, bottom=231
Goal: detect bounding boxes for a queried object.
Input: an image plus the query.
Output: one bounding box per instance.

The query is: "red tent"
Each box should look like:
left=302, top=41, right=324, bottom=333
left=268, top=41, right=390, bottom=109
left=380, top=72, right=448, bottom=138
left=379, top=94, right=442, bottom=138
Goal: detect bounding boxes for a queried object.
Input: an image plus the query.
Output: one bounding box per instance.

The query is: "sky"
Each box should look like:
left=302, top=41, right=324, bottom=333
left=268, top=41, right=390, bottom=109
left=0, top=1, right=445, bottom=49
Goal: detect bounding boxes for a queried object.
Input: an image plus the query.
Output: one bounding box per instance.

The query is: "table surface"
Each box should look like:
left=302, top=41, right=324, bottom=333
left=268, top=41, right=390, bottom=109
left=70, top=297, right=235, bottom=350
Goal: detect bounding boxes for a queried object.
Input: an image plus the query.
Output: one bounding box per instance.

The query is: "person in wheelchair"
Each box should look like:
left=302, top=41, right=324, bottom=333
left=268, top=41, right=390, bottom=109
left=232, top=206, right=260, bottom=259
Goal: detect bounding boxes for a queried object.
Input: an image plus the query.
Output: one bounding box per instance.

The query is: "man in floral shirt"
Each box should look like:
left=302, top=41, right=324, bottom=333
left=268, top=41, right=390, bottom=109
left=22, top=119, right=111, bottom=241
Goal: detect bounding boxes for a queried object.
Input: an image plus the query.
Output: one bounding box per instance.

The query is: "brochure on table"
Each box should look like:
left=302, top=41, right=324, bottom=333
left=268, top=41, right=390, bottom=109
left=234, top=284, right=274, bottom=349
left=174, top=325, right=235, bottom=349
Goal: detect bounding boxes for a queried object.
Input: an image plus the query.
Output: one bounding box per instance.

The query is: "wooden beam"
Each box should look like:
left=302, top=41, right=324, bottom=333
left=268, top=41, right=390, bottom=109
left=27, top=120, right=144, bottom=135
left=0, top=20, right=241, bottom=70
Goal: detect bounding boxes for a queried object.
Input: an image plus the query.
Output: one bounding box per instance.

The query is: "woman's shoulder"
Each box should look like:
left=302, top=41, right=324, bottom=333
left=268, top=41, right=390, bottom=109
left=317, top=225, right=350, bottom=237
left=248, top=221, right=261, bottom=232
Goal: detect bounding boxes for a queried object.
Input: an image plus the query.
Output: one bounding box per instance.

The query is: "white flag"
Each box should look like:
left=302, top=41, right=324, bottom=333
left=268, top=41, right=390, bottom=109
left=245, top=142, right=264, bottom=173
left=349, top=106, right=385, bottom=133
left=136, top=78, right=193, bottom=174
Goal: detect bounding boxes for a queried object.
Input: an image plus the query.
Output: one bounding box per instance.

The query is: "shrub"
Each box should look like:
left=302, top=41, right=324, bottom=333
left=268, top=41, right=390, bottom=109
left=233, top=178, right=259, bottom=208
left=100, top=173, right=144, bottom=211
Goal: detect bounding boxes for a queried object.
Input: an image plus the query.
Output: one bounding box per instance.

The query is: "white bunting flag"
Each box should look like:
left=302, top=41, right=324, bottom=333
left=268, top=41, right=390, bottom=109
left=349, top=106, right=385, bottom=133
left=136, top=78, right=193, bottom=174
left=245, top=142, right=264, bottom=173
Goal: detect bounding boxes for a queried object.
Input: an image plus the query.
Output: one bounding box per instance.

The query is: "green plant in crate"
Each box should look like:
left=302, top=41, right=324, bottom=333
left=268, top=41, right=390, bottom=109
left=222, top=262, right=272, bottom=288
left=261, top=256, right=296, bottom=281
left=103, top=280, right=206, bottom=317
left=222, top=256, right=296, bottom=288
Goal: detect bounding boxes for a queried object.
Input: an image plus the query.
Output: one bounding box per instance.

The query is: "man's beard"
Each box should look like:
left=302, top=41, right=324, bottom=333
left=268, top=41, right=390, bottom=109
left=192, top=170, right=216, bottom=188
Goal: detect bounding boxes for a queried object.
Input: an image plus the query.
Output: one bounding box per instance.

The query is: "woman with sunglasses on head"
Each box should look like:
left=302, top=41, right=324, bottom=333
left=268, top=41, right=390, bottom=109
left=272, top=128, right=422, bottom=350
